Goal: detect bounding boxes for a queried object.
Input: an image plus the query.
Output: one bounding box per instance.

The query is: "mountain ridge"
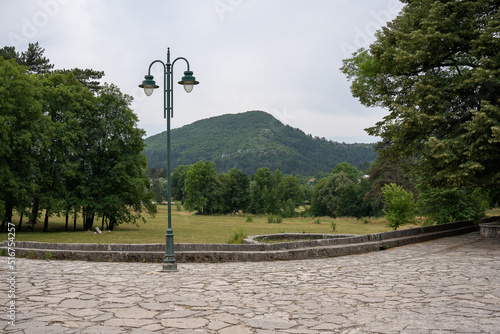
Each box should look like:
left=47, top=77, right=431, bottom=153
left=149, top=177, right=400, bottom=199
left=143, top=110, right=377, bottom=176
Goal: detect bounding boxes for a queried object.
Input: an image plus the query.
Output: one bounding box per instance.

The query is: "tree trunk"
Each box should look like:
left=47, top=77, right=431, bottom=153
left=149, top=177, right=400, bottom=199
left=73, top=209, right=77, bottom=231
left=1, top=203, right=13, bottom=233
left=31, top=197, right=40, bottom=225
left=65, top=210, right=69, bottom=232
left=43, top=207, right=50, bottom=232
left=108, top=216, right=116, bottom=231
left=85, top=212, right=94, bottom=230
left=18, top=212, right=23, bottom=232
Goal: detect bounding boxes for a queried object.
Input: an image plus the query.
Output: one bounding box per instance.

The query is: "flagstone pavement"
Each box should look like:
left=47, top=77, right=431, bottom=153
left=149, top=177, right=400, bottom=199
left=2, top=232, right=499, bottom=333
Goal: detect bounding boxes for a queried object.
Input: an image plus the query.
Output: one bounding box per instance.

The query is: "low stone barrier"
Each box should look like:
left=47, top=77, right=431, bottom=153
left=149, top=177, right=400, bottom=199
left=1, top=220, right=478, bottom=263
left=479, top=216, right=500, bottom=238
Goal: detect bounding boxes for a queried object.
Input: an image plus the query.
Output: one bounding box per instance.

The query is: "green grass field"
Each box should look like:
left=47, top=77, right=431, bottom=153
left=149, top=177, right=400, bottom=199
left=2, top=205, right=398, bottom=244
left=3, top=206, right=498, bottom=244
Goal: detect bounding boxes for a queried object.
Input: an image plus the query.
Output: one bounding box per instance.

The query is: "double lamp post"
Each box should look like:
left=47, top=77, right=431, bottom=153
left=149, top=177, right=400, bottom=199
left=139, top=48, right=199, bottom=272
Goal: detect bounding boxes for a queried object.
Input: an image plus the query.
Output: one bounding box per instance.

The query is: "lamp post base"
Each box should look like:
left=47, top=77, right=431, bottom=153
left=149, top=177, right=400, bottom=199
left=162, top=262, right=178, bottom=272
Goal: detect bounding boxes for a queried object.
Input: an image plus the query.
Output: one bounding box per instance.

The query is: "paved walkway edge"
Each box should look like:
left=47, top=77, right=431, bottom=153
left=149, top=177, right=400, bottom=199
left=1, top=220, right=483, bottom=262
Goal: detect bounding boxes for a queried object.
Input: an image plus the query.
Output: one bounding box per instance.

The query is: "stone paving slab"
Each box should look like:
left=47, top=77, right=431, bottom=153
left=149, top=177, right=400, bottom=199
left=2, top=232, right=499, bottom=333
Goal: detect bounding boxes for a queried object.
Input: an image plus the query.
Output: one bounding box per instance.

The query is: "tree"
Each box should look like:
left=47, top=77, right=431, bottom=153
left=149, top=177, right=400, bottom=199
left=249, top=168, right=283, bottom=215
left=339, top=179, right=375, bottom=218
left=310, top=172, right=353, bottom=217
left=220, top=167, right=250, bottom=214
left=34, top=71, right=92, bottom=232
left=417, top=186, right=488, bottom=225
left=0, top=46, right=18, bottom=60
left=310, top=177, right=330, bottom=217
left=341, top=0, right=500, bottom=203
left=184, top=161, right=222, bottom=214
left=0, top=58, right=43, bottom=231
left=1, top=43, right=156, bottom=232
left=76, top=84, right=155, bottom=230
left=281, top=175, right=305, bottom=210
left=56, top=68, right=104, bottom=93
left=171, top=165, right=190, bottom=203
left=382, top=183, right=416, bottom=230
left=363, top=153, right=415, bottom=209
left=331, top=162, right=362, bottom=183
left=18, top=42, right=54, bottom=74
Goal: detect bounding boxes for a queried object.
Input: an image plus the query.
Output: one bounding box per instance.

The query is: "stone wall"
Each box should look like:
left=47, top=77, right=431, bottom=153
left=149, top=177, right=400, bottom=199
left=1, top=220, right=479, bottom=263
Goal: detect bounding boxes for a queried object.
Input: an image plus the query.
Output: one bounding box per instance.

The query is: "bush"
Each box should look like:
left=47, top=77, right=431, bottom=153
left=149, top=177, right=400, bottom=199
left=417, top=187, right=488, bottom=225
left=227, top=228, right=247, bottom=244
left=267, top=214, right=283, bottom=224
left=382, top=183, right=416, bottom=230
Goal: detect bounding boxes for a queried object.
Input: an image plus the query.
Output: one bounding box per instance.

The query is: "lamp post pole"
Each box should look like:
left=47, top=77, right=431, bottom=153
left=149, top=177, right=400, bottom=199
left=139, top=48, right=199, bottom=272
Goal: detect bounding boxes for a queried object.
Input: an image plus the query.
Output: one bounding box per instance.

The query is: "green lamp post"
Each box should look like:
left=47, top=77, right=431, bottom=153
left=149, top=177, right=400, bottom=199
left=139, top=48, right=199, bottom=272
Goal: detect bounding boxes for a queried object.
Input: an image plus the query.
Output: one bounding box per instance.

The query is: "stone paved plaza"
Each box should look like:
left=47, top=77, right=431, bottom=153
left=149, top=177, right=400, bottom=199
left=2, top=232, right=499, bottom=333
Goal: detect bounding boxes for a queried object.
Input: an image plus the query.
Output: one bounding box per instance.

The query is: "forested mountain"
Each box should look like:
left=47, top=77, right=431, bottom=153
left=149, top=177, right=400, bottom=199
left=143, top=111, right=377, bottom=176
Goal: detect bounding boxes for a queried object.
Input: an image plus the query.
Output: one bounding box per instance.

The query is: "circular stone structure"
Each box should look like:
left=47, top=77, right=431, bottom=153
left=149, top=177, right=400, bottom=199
left=244, top=233, right=358, bottom=245
left=479, top=221, right=500, bottom=238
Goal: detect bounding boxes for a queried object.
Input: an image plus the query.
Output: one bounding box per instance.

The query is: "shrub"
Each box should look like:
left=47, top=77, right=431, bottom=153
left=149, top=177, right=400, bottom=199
left=417, top=187, right=488, bottom=225
left=245, top=216, right=253, bottom=222
left=267, top=215, right=283, bottom=224
left=330, top=221, right=337, bottom=232
left=227, top=228, right=247, bottom=244
left=382, top=183, right=416, bottom=230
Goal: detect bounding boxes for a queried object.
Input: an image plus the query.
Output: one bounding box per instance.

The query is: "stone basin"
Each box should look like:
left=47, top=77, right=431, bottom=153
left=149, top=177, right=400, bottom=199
left=244, top=233, right=358, bottom=244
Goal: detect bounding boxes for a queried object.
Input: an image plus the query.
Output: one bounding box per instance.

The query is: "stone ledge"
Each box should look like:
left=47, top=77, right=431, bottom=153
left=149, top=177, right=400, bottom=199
left=1, top=221, right=479, bottom=263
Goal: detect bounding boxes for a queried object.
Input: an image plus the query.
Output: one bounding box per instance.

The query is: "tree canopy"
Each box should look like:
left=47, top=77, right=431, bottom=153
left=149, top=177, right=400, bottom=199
left=0, top=44, right=155, bottom=232
left=341, top=0, right=500, bottom=204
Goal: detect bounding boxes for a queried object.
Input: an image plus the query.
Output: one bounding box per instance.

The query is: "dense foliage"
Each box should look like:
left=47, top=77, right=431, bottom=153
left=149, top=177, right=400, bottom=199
left=144, top=110, right=377, bottom=176
left=342, top=0, right=499, bottom=220
left=172, top=161, right=381, bottom=219
left=0, top=44, right=155, bottom=232
left=381, top=183, right=416, bottom=230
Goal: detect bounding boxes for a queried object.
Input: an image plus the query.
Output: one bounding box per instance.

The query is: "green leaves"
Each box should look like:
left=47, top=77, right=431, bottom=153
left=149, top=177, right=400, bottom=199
left=382, top=183, right=416, bottom=230
left=342, top=0, right=500, bottom=205
left=0, top=53, right=155, bottom=231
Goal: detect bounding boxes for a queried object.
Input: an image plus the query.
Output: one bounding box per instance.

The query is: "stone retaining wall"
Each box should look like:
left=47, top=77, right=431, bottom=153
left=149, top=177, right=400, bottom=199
left=1, top=220, right=479, bottom=263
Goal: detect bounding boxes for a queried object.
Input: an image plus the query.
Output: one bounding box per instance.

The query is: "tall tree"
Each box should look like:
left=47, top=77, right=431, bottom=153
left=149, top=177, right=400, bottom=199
left=56, top=68, right=104, bottom=93
left=220, top=167, right=250, bottom=214
left=0, top=58, right=43, bottom=231
left=34, top=71, right=92, bottom=231
left=281, top=175, right=305, bottom=209
left=171, top=165, right=190, bottom=203
left=79, top=84, right=155, bottom=230
left=310, top=172, right=353, bottom=217
left=184, top=161, right=222, bottom=214
left=18, top=42, right=54, bottom=74
left=341, top=0, right=500, bottom=202
left=249, top=167, right=284, bottom=215
left=0, top=46, right=18, bottom=60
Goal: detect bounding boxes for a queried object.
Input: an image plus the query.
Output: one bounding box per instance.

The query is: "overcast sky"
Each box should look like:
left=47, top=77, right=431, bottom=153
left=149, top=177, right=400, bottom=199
left=1, top=0, right=404, bottom=143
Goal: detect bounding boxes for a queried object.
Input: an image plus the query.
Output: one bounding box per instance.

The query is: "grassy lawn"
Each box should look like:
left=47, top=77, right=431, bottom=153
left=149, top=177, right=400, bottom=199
left=2, top=205, right=398, bottom=244
left=2, top=205, right=498, bottom=244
